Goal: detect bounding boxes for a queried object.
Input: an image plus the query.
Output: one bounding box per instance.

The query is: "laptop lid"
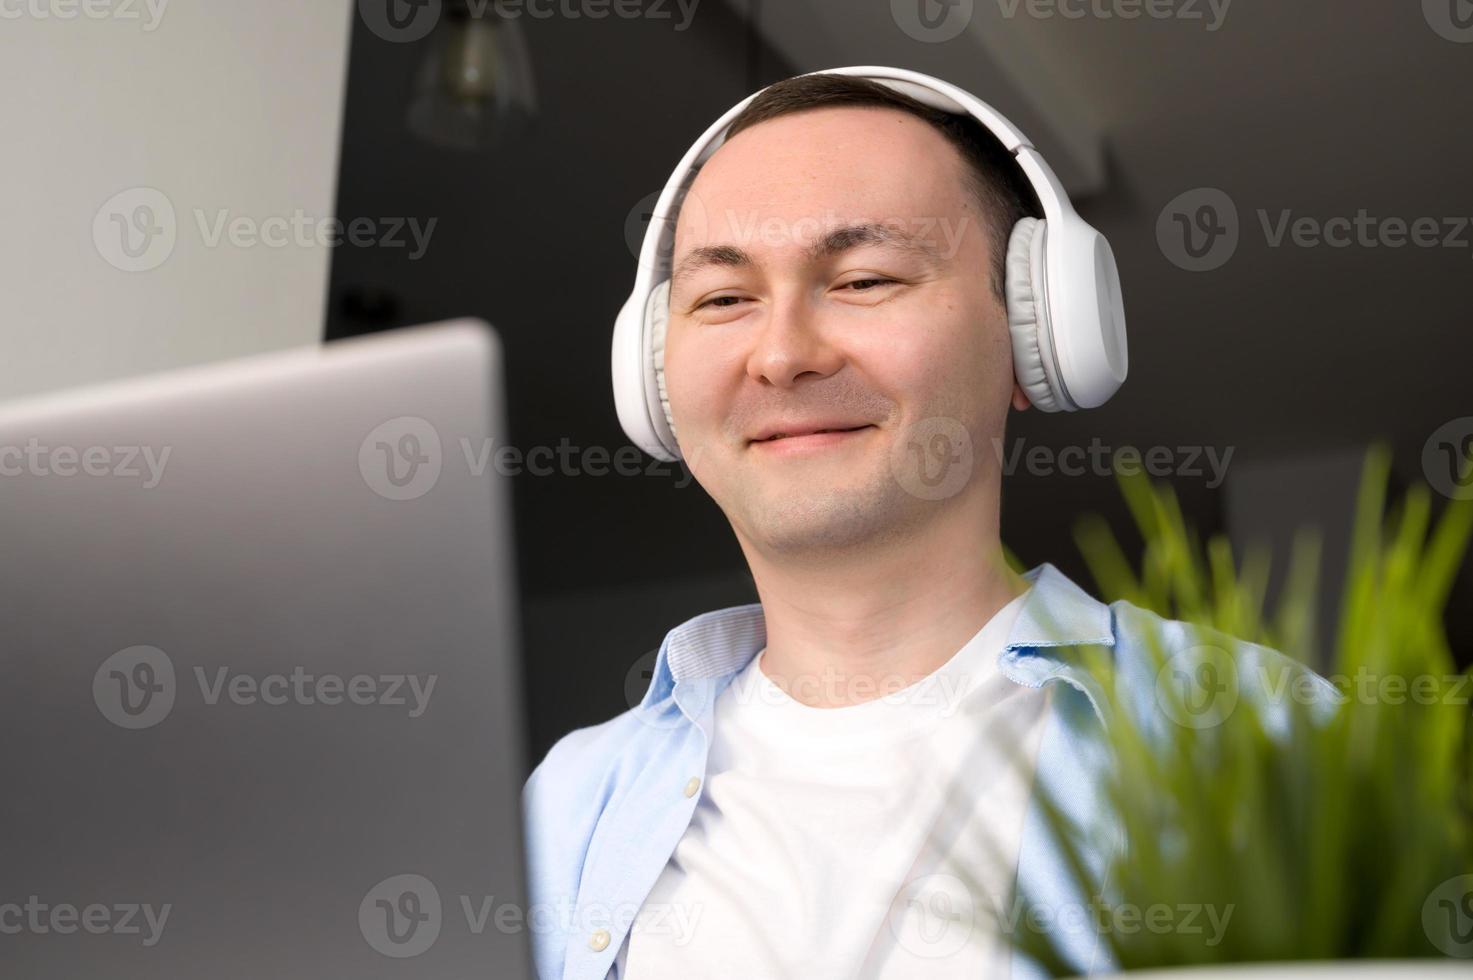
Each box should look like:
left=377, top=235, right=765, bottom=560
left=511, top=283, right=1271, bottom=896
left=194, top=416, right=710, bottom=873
left=0, top=321, right=532, bottom=978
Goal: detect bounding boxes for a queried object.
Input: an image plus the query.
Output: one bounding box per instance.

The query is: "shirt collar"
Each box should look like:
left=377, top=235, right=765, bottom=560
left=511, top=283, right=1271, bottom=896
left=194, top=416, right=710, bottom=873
left=637, top=562, right=1116, bottom=713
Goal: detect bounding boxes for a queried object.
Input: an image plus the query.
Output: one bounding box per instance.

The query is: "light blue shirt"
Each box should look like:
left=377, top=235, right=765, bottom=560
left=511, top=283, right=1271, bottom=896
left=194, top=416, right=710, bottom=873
left=521, top=562, right=1338, bottom=980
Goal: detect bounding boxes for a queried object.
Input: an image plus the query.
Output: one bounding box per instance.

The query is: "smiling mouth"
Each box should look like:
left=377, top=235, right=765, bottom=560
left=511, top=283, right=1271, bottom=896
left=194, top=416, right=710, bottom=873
left=750, top=425, right=876, bottom=448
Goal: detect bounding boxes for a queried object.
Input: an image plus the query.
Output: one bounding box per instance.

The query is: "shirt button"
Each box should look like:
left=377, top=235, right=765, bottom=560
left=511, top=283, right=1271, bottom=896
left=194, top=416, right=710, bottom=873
left=683, top=776, right=701, bottom=798
left=589, top=928, right=610, bottom=952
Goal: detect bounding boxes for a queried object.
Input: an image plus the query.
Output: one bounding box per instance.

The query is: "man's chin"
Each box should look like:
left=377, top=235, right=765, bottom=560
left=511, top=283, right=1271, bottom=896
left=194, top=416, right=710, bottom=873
left=731, top=480, right=917, bottom=556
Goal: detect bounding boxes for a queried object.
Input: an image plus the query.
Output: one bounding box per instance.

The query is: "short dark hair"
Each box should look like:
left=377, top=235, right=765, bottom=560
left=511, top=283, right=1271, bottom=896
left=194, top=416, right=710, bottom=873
left=723, top=73, right=1042, bottom=303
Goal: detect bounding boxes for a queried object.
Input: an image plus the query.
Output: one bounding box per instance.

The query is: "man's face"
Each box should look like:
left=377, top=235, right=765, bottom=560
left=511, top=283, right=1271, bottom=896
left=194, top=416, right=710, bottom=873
left=664, top=106, right=1017, bottom=557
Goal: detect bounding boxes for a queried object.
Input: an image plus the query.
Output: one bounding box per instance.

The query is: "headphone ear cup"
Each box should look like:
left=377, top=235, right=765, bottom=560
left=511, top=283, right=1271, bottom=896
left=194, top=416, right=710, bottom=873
left=1004, top=217, right=1065, bottom=412
left=647, top=279, right=680, bottom=446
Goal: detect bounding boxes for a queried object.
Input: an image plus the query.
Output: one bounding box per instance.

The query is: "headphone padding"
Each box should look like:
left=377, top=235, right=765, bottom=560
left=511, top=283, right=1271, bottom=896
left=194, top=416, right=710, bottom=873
left=648, top=279, right=679, bottom=443
left=1005, top=217, right=1062, bottom=413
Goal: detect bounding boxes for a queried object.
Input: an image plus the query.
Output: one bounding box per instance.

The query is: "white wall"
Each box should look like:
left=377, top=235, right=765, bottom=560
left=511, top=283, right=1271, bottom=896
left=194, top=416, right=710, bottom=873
left=0, top=0, right=352, bottom=401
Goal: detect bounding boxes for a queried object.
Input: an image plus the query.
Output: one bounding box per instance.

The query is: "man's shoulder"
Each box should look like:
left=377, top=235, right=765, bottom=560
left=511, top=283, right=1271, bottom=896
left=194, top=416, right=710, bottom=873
left=522, top=706, right=659, bottom=813
left=1101, top=596, right=1344, bottom=727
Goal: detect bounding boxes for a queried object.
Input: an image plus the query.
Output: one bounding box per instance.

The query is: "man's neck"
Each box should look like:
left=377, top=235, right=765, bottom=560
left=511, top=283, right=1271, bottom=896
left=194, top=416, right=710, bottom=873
left=736, top=500, right=1024, bottom=709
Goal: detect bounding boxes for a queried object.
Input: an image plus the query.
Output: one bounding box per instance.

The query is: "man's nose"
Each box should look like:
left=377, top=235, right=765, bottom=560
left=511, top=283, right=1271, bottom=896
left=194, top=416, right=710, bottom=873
left=745, top=292, right=844, bottom=389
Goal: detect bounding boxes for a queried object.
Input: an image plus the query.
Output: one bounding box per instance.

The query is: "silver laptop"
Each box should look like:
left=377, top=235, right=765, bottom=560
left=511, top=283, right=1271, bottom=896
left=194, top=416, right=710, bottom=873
left=0, top=322, right=532, bottom=979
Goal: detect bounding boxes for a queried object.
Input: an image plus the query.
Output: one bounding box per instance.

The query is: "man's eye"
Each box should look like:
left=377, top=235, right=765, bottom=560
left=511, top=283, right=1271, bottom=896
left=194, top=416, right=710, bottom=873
left=697, top=295, right=745, bottom=309
left=843, top=278, right=897, bottom=291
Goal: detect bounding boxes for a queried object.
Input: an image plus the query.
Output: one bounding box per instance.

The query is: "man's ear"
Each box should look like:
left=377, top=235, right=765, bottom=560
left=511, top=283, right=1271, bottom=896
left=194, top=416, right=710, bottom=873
left=1011, top=382, right=1031, bottom=412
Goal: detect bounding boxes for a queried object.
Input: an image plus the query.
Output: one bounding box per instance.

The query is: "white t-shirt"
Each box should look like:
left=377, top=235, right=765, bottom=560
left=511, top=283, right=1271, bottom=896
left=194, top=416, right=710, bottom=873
left=616, top=592, right=1052, bottom=979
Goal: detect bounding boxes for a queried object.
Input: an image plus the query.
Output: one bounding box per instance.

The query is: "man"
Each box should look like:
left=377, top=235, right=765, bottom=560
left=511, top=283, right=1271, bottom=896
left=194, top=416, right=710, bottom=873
left=523, top=68, right=1332, bottom=980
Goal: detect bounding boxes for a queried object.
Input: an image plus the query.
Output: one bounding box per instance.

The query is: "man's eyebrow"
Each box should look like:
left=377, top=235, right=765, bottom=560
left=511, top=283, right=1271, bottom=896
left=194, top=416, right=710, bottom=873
left=669, top=222, right=944, bottom=290
left=670, top=244, right=753, bottom=291
left=807, top=222, right=944, bottom=264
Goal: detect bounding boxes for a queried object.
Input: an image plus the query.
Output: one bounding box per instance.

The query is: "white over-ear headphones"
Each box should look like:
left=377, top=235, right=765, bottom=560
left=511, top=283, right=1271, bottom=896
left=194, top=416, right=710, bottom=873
left=611, top=65, right=1128, bottom=462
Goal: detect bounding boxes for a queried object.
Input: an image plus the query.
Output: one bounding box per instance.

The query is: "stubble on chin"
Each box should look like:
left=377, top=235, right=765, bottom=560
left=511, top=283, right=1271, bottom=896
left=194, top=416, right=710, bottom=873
left=725, top=461, right=930, bottom=558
